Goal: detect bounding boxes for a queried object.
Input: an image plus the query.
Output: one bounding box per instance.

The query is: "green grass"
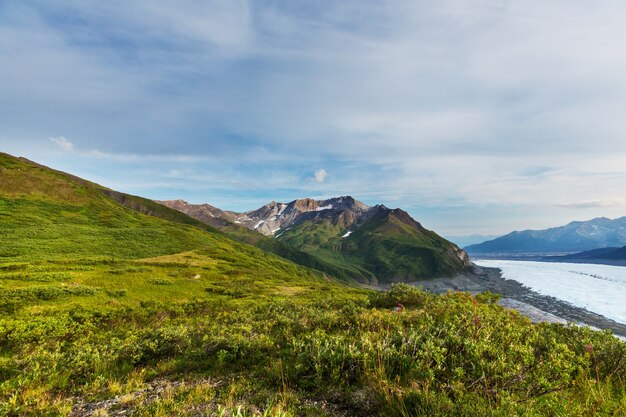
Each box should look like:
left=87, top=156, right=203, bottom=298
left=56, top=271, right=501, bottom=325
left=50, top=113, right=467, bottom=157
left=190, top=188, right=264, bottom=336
left=217, top=223, right=367, bottom=283
left=6, top=150, right=365, bottom=285
left=1, top=152, right=625, bottom=416
left=0, top=197, right=227, bottom=261
left=278, top=210, right=468, bottom=285
left=0, top=155, right=220, bottom=263
left=1, top=267, right=625, bottom=416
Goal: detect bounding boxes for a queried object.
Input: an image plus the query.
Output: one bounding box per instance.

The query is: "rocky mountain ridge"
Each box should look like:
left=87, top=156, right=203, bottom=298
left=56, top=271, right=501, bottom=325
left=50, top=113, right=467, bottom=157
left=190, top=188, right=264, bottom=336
left=233, top=196, right=370, bottom=236
left=157, top=199, right=239, bottom=228
left=160, top=196, right=471, bottom=284
left=162, top=196, right=420, bottom=239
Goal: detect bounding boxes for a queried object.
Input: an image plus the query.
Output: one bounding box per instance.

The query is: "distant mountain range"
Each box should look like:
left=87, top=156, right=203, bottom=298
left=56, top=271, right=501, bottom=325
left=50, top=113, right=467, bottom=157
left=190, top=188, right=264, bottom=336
left=546, top=246, right=626, bottom=262
left=160, top=197, right=470, bottom=284
left=465, top=217, right=626, bottom=255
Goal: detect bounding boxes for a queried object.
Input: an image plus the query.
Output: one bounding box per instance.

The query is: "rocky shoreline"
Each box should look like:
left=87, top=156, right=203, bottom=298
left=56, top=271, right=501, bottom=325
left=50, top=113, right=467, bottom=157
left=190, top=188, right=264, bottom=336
left=404, top=265, right=626, bottom=339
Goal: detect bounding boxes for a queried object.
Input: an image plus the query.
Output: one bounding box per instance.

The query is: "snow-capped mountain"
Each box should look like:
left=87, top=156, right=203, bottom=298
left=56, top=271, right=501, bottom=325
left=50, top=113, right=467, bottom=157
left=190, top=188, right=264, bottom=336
left=160, top=196, right=471, bottom=284
left=232, top=196, right=370, bottom=236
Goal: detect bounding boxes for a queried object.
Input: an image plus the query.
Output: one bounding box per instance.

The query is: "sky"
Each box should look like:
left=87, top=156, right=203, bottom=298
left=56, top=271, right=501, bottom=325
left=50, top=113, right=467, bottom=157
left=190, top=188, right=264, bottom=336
left=2, top=0, right=626, bottom=237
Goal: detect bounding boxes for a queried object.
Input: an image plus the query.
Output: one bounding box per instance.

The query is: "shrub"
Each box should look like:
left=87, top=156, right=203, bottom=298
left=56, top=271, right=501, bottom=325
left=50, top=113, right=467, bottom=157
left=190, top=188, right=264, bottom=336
left=147, top=278, right=173, bottom=286
left=106, top=289, right=128, bottom=298
left=368, top=283, right=429, bottom=308
left=0, top=285, right=99, bottom=302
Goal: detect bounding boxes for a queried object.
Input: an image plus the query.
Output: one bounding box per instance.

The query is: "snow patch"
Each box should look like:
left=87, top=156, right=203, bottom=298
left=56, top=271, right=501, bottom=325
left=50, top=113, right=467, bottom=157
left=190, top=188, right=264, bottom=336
left=342, top=231, right=352, bottom=238
left=254, top=220, right=265, bottom=229
left=315, top=204, right=333, bottom=211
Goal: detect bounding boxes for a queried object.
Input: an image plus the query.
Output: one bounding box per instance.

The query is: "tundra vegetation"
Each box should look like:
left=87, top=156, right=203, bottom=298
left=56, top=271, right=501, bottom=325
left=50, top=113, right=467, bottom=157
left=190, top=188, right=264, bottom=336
left=1, top=153, right=625, bottom=416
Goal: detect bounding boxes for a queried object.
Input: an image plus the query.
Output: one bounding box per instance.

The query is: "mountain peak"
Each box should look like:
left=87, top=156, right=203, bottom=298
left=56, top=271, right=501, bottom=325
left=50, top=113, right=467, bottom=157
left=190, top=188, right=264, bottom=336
left=291, top=198, right=319, bottom=211
left=323, top=196, right=370, bottom=211
left=156, top=199, right=236, bottom=227
left=159, top=194, right=470, bottom=283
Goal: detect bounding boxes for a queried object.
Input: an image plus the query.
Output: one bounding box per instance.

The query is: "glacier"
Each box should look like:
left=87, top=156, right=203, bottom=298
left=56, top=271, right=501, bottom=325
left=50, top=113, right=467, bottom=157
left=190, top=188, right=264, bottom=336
left=475, top=260, right=626, bottom=325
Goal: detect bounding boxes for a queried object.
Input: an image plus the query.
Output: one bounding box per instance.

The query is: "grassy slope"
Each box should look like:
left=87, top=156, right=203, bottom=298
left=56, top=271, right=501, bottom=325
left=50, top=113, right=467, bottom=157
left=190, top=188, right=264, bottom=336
left=277, top=220, right=375, bottom=280
left=0, top=153, right=625, bottom=416
left=211, top=223, right=366, bottom=283
left=96, top=188, right=364, bottom=283
left=0, top=154, right=225, bottom=262
left=279, top=211, right=467, bottom=285
left=0, top=153, right=350, bottom=283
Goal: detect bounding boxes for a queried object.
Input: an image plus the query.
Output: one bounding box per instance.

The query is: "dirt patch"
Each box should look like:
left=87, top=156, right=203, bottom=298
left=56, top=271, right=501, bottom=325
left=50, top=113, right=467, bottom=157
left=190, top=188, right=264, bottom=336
left=70, top=378, right=220, bottom=417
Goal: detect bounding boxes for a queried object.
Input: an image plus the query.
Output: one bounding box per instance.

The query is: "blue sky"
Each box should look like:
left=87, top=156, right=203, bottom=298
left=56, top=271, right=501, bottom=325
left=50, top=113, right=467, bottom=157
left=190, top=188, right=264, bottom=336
left=2, top=0, right=626, bottom=237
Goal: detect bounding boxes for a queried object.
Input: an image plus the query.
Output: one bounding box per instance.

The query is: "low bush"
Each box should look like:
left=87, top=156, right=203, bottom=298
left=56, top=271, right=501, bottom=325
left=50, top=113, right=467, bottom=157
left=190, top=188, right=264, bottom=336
left=0, top=259, right=624, bottom=416
left=368, top=282, right=429, bottom=308
left=147, top=278, right=173, bottom=286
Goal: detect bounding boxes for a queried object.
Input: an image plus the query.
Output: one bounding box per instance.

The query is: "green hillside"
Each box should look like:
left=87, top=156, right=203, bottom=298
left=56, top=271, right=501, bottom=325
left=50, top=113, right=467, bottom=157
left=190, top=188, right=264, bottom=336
left=278, top=208, right=469, bottom=285
left=1, top=153, right=625, bottom=416
left=204, top=222, right=366, bottom=283
left=158, top=198, right=470, bottom=285
left=104, top=190, right=363, bottom=282
left=0, top=153, right=227, bottom=262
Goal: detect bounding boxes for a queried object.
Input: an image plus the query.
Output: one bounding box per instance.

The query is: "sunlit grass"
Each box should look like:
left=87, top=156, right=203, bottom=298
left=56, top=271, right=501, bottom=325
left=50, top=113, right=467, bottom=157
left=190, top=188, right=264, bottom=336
left=1, top=152, right=625, bottom=416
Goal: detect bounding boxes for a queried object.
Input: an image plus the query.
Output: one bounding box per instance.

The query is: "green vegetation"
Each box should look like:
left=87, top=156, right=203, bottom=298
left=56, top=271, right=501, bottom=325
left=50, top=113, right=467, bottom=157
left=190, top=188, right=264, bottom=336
left=101, top=175, right=366, bottom=284
left=218, top=223, right=366, bottom=283
left=2, top=268, right=625, bottom=416
left=1, top=152, right=625, bottom=415
left=278, top=209, right=469, bottom=285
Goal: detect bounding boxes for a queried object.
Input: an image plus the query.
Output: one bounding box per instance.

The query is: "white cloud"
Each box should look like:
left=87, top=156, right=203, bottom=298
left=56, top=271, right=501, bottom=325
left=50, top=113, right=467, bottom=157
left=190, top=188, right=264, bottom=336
left=558, top=198, right=626, bottom=209
left=313, top=169, right=328, bottom=183
left=49, top=136, right=73, bottom=151
left=4, top=1, right=626, bottom=235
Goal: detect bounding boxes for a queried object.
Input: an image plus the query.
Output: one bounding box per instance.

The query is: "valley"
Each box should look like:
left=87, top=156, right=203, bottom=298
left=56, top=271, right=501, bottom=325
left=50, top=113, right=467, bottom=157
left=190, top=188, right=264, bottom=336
left=4, top=2, right=626, bottom=415
left=1, top=153, right=625, bottom=416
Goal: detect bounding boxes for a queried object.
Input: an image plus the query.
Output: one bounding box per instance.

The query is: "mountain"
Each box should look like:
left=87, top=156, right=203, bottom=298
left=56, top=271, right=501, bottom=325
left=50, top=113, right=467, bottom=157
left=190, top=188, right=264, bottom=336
left=157, top=199, right=239, bottom=228
left=607, top=246, right=626, bottom=259
left=465, top=217, right=626, bottom=255
left=548, top=245, right=626, bottom=261
left=156, top=199, right=369, bottom=282
left=162, top=197, right=470, bottom=284
left=230, top=196, right=371, bottom=236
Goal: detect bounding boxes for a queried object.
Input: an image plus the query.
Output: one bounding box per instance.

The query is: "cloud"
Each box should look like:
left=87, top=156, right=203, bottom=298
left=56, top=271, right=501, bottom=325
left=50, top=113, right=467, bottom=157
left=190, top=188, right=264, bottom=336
left=3, top=1, right=626, bottom=235
left=49, top=136, right=73, bottom=151
left=558, top=198, right=626, bottom=209
left=313, top=169, right=328, bottom=183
